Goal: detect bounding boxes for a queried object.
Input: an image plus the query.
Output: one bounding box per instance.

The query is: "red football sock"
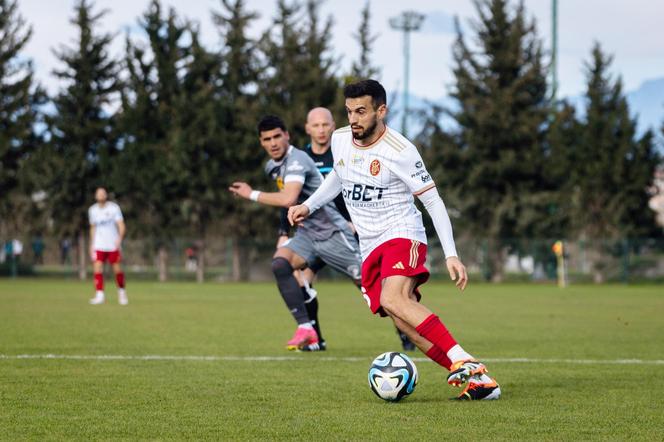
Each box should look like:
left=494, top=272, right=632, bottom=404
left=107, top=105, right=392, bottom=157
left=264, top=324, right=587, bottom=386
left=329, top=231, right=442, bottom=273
left=94, top=272, right=104, bottom=291
left=415, top=314, right=458, bottom=354
left=115, top=272, right=125, bottom=289
left=425, top=345, right=453, bottom=371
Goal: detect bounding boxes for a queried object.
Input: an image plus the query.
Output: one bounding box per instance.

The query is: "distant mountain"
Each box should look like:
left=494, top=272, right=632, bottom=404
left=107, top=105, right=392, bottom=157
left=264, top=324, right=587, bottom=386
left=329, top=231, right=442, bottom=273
left=626, top=77, right=664, bottom=134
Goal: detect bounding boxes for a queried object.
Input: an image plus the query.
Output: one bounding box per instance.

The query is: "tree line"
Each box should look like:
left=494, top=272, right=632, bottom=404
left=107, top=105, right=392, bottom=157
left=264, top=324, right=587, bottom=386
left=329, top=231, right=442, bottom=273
left=0, top=0, right=661, bottom=282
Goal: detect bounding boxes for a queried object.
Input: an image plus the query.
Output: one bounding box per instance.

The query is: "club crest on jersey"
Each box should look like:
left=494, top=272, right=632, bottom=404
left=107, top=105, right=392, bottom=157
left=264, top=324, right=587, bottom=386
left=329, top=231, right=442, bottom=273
left=370, top=159, right=381, bottom=176
left=276, top=176, right=284, bottom=190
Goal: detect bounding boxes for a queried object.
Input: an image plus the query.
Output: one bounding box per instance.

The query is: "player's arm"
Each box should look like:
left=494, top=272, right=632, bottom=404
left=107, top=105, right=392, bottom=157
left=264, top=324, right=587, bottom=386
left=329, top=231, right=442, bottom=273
left=416, top=188, right=467, bottom=290
left=229, top=181, right=303, bottom=208
left=89, top=224, right=96, bottom=261
left=288, top=169, right=342, bottom=225
left=115, top=219, right=126, bottom=250
left=390, top=146, right=467, bottom=290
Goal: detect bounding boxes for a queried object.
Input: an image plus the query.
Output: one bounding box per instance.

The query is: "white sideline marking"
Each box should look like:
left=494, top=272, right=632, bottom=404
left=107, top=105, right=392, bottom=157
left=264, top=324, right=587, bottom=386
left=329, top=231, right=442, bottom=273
left=0, top=354, right=663, bottom=365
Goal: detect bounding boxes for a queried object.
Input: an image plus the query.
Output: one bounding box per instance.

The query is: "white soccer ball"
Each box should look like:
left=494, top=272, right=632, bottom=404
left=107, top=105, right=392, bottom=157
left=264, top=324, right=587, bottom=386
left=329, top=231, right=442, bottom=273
left=368, top=352, right=418, bottom=402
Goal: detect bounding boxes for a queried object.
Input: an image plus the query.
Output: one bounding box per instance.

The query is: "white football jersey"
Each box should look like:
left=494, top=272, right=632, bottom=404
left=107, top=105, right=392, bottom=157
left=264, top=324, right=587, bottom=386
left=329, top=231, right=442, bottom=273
left=88, top=202, right=123, bottom=251
left=331, top=125, right=435, bottom=259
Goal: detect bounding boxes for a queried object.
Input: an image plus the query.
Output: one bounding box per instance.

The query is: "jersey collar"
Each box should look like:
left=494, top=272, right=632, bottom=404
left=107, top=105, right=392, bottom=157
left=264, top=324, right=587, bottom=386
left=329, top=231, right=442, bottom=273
left=272, top=145, right=295, bottom=165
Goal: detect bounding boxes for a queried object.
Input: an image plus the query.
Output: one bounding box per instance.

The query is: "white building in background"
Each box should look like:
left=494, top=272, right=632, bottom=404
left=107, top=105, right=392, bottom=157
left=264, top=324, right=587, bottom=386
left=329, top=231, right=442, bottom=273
left=649, top=166, right=664, bottom=228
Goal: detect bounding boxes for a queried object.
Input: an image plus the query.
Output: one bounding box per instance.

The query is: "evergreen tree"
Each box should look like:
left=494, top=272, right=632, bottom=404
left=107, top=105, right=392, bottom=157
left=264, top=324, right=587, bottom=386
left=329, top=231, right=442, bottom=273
left=349, top=1, right=380, bottom=81
left=442, top=0, right=550, bottom=281
left=213, top=0, right=273, bottom=280
left=46, top=0, right=118, bottom=279
left=258, top=0, right=340, bottom=144
left=0, top=0, right=44, bottom=230
left=115, top=0, right=190, bottom=280
left=572, top=44, right=660, bottom=281
left=171, top=27, right=223, bottom=282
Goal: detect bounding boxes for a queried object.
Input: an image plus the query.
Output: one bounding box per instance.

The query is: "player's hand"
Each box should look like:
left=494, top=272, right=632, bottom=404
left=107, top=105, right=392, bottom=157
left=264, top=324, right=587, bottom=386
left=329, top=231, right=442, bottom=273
left=446, top=256, right=468, bottom=291
left=89, top=248, right=96, bottom=262
left=228, top=182, right=252, bottom=199
left=115, top=238, right=122, bottom=251
left=288, top=204, right=310, bottom=226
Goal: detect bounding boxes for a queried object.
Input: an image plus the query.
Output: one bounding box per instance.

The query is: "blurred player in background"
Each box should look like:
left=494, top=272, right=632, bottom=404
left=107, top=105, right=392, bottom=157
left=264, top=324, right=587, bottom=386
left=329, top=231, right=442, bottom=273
left=278, top=107, right=415, bottom=351
left=229, top=115, right=362, bottom=351
left=289, top=80, right=500, bottom=400
left=88, top=187, right=128, bottom=305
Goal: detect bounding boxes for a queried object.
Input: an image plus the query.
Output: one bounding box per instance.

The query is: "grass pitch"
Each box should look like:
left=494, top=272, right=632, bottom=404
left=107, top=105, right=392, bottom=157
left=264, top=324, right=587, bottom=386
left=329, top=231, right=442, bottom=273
left=1, top=279, right=663, bottom=440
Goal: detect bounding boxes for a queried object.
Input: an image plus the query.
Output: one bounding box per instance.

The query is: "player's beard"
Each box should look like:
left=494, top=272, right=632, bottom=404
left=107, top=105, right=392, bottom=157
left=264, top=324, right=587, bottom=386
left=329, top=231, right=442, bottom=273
left=352, top=116, right=378, bottom=141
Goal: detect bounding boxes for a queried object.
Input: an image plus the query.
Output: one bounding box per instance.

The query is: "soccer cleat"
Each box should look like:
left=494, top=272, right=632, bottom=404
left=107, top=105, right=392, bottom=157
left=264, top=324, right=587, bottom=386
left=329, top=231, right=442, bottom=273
left=89, top=295, right=105, bottom=305
left=118, top=289, right=128, bottom=306
left=447, top=360, right=488, bottom=387
left=286, top=326, right=319, bottom=351
left=456, top=375, right=501, bottom=400
left=397, top=330, right=416, bottom=351
left=300, top=340, right=327, bottom=352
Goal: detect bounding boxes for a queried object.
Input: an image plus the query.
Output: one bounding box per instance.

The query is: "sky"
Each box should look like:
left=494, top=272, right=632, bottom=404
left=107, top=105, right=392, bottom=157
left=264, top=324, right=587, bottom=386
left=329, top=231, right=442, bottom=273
left=17, top=0, right=664, bottom=101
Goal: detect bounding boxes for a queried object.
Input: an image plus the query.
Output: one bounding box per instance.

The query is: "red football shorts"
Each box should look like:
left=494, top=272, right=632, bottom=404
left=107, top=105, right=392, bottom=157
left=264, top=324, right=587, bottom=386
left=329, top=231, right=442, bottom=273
left=360, top=238, right=430, bottom=317
left=95, top=250, right=121, bottom=264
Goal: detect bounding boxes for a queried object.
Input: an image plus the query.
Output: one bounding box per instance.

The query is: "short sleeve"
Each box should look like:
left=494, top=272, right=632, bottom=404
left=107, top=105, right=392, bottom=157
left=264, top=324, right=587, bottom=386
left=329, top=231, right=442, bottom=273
left=113, top=204, right=124, bottom=222
left=389, top=144, right=435, bottom=195
left=283, top=156, right=306, bottom=184
left=88, top=207, right=94, bottom=225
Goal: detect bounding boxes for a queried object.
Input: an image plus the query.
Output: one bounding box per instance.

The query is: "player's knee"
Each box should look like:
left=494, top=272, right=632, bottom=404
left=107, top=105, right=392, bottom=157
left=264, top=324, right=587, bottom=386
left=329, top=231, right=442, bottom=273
left=271, top=257, right=294, bottom=278
left=380, top=291, right=405, bottom=316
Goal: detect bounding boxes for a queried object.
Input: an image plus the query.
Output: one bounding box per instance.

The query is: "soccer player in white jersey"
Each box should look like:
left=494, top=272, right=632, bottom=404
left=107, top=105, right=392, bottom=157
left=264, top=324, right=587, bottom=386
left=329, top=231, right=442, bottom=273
left=88, top=187, right=128, bottom=305
left=289, top=80, right=500, bottom=400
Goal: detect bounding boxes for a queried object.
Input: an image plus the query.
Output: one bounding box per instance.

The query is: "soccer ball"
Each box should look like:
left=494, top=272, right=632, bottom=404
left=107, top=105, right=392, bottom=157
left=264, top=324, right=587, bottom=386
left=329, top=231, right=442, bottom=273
left=368, top=352, right=418, bottom=402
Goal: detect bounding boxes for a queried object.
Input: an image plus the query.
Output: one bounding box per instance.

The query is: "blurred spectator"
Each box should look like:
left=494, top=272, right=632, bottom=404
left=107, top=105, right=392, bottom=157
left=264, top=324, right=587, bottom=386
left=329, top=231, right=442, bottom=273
left=32, top=234, right=45, bottom=265
left=12, top=239, right=23, bottom=263
left=60, top=237, right=72, bottom=265
left=185, top=245, right=198, bottom=271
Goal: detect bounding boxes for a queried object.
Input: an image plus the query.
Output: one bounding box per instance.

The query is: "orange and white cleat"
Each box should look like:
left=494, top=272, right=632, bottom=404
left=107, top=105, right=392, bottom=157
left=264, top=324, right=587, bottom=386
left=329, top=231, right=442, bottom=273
left=456, top=375, right=501, bottom=400
left=286, top=326, right=318, bottom=351
left=447, top=360, right=488, bottom=387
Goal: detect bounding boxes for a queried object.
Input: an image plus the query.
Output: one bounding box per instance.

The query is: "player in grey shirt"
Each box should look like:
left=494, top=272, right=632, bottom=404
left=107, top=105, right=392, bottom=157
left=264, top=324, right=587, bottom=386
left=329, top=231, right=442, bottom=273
left=229, top=115, right=361, bottom=351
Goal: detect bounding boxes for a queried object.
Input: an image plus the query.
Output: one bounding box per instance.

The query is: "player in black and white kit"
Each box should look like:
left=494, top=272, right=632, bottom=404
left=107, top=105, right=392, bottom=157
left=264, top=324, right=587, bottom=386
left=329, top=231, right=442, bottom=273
left=229, top=115, right=362, bottom=351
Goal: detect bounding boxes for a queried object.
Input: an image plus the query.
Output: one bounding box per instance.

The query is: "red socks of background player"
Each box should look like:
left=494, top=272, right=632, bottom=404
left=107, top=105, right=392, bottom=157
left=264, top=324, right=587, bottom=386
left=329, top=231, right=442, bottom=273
left=416, top=314, right=458, bottom=370
left=94, top=272, right=125, bottom=290
left=94, top=273, right=103, bottom=291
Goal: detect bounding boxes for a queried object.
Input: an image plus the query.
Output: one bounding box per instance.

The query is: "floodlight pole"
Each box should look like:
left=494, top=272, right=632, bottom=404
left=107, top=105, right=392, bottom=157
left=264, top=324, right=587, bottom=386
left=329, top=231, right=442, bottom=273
left=390, top=11, right=425, bottom=138
left=551, top=0, right=558, bottom=101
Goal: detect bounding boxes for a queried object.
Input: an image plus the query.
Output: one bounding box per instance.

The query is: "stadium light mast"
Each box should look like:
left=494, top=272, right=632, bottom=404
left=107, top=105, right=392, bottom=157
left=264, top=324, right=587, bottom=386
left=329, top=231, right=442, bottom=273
left=390, top=10, right=425, bottom=138
left=551, top=0, right=558, bottom=101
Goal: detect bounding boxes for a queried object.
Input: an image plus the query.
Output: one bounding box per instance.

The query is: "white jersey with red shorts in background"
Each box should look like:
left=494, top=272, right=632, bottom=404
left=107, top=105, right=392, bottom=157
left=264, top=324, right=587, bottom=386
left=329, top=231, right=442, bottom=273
left=89, top=202, right=123, bottom=255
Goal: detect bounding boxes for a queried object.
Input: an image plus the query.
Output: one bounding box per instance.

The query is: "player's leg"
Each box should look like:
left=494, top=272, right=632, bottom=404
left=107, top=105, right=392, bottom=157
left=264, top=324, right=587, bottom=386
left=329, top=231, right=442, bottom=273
left=381, top=275, right=500, bottom=400
left=314, top=230, right=416, bottom=350
left=90, top=252, right=105, bottom=304
left=110, top=251, right=127, bottom=305
left=273, top=235, right=319, bottom=350
left=299, top=261, right=325, bottom=351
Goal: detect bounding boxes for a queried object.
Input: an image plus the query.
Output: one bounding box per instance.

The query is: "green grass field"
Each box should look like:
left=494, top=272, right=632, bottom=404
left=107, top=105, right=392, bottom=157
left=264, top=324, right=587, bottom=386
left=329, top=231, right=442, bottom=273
left=1, top=279, right=663, bottom=440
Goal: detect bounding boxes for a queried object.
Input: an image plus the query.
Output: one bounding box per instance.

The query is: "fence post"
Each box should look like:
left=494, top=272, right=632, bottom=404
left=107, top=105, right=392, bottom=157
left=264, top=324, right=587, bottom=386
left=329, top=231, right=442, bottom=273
left=621, top=238, right=630, bottom=283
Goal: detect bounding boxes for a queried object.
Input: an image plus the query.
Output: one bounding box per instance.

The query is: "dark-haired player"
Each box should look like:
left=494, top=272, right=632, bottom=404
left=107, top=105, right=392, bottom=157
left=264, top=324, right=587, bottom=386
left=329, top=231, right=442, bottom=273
left=278, top=107, right=415, bottom=352
left=229, top=115, right=362, bottom=351
left=289, top=80, right=500, bottom=400
left=88, top=187, right=128, bottom=305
